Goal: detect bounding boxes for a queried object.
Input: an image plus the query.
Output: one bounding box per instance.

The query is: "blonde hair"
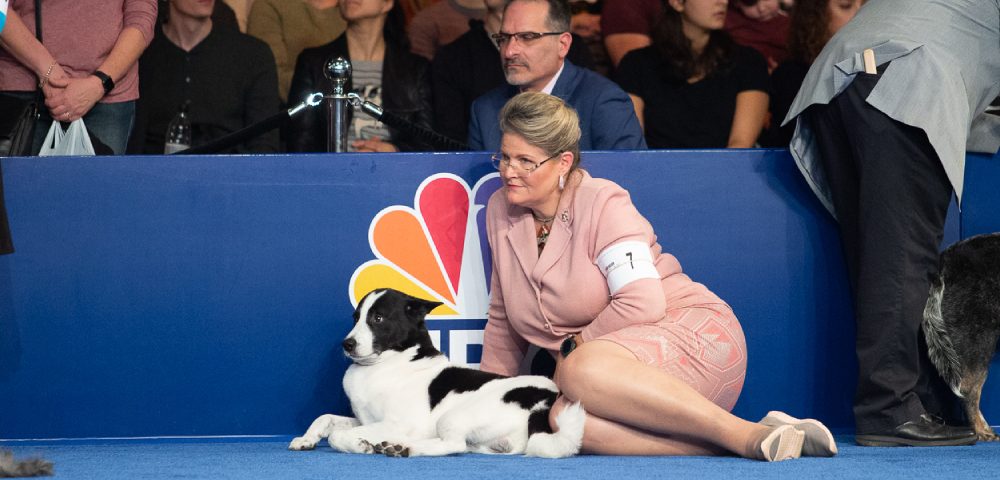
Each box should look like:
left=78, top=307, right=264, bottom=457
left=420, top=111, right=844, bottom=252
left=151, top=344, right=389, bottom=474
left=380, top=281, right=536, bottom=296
left=498, top=92, right=582, bottom=171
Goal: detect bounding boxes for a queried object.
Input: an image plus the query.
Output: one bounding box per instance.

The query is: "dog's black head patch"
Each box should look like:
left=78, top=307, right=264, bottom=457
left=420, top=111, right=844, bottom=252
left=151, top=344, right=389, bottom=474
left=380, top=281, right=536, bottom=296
left=343, top=288, right=443, bottom=363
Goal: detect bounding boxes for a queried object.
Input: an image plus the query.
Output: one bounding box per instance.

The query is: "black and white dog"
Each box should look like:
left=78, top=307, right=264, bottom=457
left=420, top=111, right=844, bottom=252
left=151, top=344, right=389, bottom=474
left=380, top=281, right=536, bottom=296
left=289, top=288, right=585, bottom=457
left=923, top=233, right=1000, bottom=441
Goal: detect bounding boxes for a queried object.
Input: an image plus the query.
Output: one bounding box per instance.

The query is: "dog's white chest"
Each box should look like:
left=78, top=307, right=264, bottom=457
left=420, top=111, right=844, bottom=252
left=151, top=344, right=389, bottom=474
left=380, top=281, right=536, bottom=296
left=343, top=356, right=443, bottom=428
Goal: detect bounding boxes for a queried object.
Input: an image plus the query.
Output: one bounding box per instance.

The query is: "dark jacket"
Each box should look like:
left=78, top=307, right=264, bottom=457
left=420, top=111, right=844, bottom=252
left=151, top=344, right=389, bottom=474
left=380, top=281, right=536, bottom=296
left=432, top=19, right=596, bottom=146
left=469, top=61, right=645, bottom=151
left=287, top=33, right=434, bottom=152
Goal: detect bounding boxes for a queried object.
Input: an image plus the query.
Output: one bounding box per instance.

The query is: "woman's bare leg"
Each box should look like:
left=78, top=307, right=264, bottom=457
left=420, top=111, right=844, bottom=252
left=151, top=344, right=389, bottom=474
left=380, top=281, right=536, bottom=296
left=553, top=339, right=797, bottom=459
left=552, top=395, right=725, bottom=455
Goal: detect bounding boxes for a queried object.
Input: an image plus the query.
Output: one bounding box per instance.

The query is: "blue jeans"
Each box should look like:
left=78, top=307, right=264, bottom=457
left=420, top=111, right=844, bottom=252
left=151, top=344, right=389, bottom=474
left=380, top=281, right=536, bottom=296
left=4, top=92, right=135, bottom=155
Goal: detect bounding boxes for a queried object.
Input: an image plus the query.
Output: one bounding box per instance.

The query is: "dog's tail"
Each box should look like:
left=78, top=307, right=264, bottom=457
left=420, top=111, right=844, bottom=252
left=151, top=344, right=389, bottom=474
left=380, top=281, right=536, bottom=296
left=524, top=401, right=586, bottom=458
left=922, top=270, right=964, bottom=398
left=0, top=449, right=54, bottom=477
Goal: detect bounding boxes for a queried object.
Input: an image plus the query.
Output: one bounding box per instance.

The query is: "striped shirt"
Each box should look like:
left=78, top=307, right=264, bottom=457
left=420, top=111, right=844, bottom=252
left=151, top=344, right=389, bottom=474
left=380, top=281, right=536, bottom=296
left=346, top=59, right=391, bottom=151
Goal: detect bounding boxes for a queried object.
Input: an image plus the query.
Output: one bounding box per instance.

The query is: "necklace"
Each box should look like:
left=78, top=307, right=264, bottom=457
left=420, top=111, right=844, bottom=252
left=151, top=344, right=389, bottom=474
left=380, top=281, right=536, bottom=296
left=533, top=211, right=555, bottom=249
left=532, top=211, right=555, bottom=223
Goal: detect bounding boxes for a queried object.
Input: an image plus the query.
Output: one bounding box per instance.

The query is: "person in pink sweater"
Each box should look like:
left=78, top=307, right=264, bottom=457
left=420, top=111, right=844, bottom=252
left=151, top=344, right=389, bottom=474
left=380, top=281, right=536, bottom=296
left=481, top=91, right=837, bottom=460
left=0, top=0, right=157, bottom=154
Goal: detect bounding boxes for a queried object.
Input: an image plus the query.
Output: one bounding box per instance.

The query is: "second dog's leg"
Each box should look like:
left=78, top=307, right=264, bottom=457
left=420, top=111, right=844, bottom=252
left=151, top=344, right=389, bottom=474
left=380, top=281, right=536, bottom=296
left=289, top=414, right=361, bottom=450
left=962, top=372, right=998, bottom=441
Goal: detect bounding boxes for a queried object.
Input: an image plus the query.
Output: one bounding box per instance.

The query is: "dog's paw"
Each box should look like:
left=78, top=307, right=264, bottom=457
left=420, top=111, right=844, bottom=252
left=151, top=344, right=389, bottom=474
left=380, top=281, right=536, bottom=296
left=357, top=439, right=378, bottom=454
left=977, top=430, right=999, bottom=442
left=379, top=442, right=410, bottom=458
left=289, top=436, right=319, bottom=451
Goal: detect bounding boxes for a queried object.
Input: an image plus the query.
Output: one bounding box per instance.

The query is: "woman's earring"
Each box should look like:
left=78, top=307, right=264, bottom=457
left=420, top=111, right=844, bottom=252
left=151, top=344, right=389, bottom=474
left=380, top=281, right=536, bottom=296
left=559, top=174, right=565, bottom=190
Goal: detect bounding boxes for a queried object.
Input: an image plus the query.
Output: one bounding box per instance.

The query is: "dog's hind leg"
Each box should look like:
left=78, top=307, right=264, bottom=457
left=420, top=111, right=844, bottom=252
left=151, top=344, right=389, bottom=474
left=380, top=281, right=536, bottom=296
left=960, top=370, right=998, bottom=441
left=289, top=414, right=361, bottom=450
left=394, top=436, right=469, bottom=457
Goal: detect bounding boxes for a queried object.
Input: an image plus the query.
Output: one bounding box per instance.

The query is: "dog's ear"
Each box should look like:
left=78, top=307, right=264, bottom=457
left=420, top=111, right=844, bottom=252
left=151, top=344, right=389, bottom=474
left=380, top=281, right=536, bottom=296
left=405, top=297, right=442, bottom=320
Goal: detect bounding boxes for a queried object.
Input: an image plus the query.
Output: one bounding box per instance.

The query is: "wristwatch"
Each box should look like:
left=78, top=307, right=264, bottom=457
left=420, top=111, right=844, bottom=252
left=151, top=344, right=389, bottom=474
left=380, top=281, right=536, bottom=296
left=92, top=70, right=115, bottom=95
left=560, top=335, right=578, bottom=358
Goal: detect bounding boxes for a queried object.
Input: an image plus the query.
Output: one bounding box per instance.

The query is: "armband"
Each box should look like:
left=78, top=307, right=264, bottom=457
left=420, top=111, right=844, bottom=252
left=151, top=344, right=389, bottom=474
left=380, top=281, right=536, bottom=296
left=596, top=241, right=660, bottom=295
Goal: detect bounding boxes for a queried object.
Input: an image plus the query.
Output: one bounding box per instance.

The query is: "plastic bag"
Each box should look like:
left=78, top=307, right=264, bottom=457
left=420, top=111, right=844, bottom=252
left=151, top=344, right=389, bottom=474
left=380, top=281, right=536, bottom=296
left=38, top=119, right=96, bottom=156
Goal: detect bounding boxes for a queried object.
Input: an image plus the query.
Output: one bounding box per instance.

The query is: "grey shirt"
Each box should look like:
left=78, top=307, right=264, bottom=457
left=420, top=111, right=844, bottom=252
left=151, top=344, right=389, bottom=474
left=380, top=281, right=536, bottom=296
left=784, top=0, right=1000, bottom=213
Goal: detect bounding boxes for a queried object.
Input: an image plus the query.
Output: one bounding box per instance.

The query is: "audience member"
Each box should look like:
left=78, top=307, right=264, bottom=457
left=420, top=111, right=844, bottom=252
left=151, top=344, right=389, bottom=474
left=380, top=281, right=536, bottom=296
left=0, top=7, right=70, bottom=154
left=758, top=0, right=860, bottom=147
left=407, top=0, right=485, bottom=61
left=482, top=91, right=837, bottom=460
left=398, top=0, right=437, bottom=24
left=725, top=0, right=789, bottom=70
left=247, top=0, right=346, bottom=104
left=128, top=0, right=280, bottom=154
left=158, top=0, right=241, bottom=32
left=599, top=0, right=661, bottom=69
left=287, top=0, right=433, bottom=152
left=431, top=0, right=594, bottom=145
left=615, top=0, right=769, bottom=148
left=468, top=0, right=644, bottom=151
left=0, top=0, right=158, bottom=155
left=785, top=0, right=998, bottom=446
left=568, top=0, right=609, bottom=76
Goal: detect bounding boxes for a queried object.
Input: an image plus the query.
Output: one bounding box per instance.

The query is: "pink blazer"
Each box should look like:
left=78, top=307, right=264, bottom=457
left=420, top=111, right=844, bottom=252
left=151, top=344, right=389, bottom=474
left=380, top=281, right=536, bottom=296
left=480, top=170, right=726, bottom=376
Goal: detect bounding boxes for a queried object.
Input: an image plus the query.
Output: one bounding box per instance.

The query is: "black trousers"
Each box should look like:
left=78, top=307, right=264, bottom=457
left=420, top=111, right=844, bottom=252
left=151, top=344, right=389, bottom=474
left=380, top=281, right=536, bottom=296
left=807, top=69, right=957, bottom=434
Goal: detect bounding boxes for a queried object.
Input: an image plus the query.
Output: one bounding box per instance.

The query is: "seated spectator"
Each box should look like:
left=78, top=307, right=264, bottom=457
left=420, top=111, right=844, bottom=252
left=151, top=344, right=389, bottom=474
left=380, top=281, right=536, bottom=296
left=468, top=0, right=644, bottom=151
left=398, top=0, right=437, bottom=24
left=287, top=0, right=433, bottom=152
left=615, top=0, right=769, bottom=148
left=157, top=0, right=242, bottom=31
left=568, top=0, right=609, bottom=76
left=407, top=0, right=486, bottom=61
left=247, top=0, right=347, bottom=104
left=725, top=0, right=790, bottom=70
left=599, top=0, right=662, bottom=69
left=759, top=0, right=861, bottom=147
left=431, top=0, right=594, bottom=145
left=128, top=0, right=281, bottom=154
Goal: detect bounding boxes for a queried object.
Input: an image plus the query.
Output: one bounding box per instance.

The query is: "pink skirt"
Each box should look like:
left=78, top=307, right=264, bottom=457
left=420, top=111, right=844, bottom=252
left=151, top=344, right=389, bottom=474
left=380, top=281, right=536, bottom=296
left=599, top=304, right=747, bottom=411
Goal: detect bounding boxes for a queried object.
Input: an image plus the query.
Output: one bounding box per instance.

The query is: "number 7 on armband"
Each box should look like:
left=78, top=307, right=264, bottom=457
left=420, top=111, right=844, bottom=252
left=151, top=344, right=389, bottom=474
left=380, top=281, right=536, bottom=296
left=596, top=241, right=660, bottom=295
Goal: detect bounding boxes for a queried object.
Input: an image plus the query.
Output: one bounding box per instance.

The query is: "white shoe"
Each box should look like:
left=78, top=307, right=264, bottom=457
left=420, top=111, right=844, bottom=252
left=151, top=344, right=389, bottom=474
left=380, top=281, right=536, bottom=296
left=760, top=410, right=838, bottom=457
left=757, top=424, right=805, bottom=462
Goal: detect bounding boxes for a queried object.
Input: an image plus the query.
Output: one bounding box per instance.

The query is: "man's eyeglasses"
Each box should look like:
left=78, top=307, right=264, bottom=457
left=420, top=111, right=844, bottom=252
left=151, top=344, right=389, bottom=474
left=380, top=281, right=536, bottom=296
left=491, top=31, right=565, bottom=48
left=491, top=153, right=559, bottom=173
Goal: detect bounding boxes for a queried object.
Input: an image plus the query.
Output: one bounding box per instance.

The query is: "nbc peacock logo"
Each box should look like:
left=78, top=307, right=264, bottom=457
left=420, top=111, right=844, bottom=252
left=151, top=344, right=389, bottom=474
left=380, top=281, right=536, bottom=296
left=349, top=173, right=502, bottom=367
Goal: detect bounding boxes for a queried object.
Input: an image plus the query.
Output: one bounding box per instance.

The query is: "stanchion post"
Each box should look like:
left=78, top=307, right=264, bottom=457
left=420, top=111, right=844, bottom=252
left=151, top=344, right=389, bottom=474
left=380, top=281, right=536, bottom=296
left=324, top=57, right=352, bottom=153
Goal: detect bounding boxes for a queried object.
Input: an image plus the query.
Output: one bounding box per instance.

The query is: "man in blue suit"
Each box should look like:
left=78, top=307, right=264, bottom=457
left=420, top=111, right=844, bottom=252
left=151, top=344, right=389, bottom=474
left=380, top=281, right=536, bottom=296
left=467, top=0, right=645, bottom=152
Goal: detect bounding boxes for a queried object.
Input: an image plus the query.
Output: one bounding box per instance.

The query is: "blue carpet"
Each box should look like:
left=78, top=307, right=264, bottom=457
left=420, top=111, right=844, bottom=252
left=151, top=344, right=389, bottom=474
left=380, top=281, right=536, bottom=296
left=2, top=436, right=997, bottom=479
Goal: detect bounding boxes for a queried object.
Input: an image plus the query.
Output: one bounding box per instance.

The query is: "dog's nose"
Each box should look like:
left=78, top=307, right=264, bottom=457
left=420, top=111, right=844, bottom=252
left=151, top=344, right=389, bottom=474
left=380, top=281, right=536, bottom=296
left=342, top=337, right=357, bottom=353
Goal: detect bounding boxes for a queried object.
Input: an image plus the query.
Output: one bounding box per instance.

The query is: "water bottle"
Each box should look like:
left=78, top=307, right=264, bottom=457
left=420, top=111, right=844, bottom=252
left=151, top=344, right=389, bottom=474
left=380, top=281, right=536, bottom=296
left=164, top=102, right=192, bottom=154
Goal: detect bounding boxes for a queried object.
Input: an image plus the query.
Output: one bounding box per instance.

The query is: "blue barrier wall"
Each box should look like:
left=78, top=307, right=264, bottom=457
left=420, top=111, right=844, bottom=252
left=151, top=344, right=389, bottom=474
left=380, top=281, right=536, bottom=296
left=0, top=150, right=995, bottom=440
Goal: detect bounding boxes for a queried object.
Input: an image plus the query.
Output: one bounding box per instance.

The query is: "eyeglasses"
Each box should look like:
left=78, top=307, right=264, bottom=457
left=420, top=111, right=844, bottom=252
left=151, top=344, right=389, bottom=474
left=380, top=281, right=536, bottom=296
left=491, top=31, right=565, bottom=48
left=492, top=152, right=559, bottom=174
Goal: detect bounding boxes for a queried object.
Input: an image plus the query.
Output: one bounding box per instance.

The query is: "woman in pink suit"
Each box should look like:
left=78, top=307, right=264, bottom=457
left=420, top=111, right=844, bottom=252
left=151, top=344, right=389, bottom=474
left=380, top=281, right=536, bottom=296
left=480, top=91, right=836, bottom=460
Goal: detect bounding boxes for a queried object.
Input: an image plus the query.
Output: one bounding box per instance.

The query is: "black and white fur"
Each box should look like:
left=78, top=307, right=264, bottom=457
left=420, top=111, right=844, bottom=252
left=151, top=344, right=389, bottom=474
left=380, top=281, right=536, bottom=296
left=289, top=288, right=585, bottom=457
left=923, top=233, right=1000, bottom=441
